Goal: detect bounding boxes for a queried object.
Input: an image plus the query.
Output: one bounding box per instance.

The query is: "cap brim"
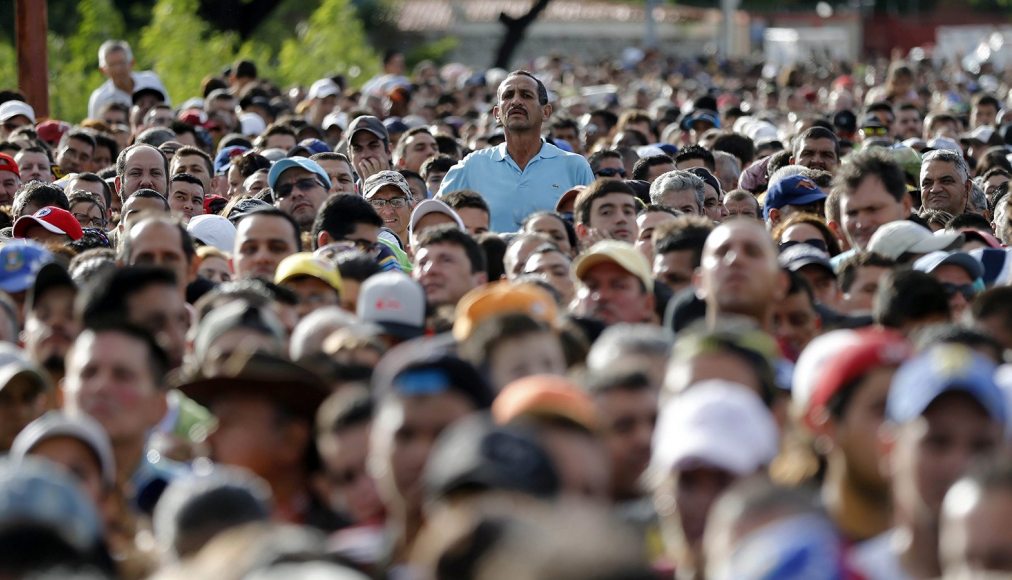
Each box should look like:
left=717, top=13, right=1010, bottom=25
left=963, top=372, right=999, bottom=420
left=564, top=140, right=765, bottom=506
left=0, top=364, right=52, bottom=393
left=13, top=216, right=68, bottom=239
left=573, top=251, right=652, bottom=292
left=786, top=258, right=834, bottom=275
left=907, top=232, right=962, bottom=254
left=375, top=321, right=426, bottom=340
left=177, top=375, right=328, bottom=421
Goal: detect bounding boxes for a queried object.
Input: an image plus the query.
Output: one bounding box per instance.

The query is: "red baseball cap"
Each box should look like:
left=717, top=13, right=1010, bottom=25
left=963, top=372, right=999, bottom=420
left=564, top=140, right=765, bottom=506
left=13, top=207, right=85, bottom=241
left=0, top=153, right=19, bottom=178
left=805, top=328, right=912, bottom=430
left=35, top=120, right=69, bottom=146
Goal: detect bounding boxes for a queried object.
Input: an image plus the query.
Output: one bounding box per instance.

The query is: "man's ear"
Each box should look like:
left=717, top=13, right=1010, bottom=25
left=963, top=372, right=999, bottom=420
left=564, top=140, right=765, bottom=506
left=317, top=231, right=331, bottom=249
left=877, top=423, right=898, bottom=480
left=773, top=268, right=790, bottom=302
left=492, top=104, right=503, bottom=126
left=692, top=267, right=707, bottom=300
left=542, top=103, right=553, bottom=120
left=575, top=222, right=589, bottom=240
left=768, top=207, right=781, bottom=227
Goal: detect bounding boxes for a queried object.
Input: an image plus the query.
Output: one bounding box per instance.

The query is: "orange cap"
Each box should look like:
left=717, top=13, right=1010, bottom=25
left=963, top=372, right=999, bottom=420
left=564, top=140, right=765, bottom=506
left=452, top=281, right=557, bottom=341
left=492, top=374, right=599, bottom=432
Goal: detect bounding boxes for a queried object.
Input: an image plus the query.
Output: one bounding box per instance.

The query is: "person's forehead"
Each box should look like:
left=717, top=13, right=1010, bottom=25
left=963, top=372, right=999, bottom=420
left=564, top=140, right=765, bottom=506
left=170, top=181, right=203, bottom=195
left=528, top=250, right=567, bottom=267
left=131, top=221, right=183, bottom=246
left=0, top=169, right=16, bottom=181
left=582, top=260, right=635, bottom=281
left=529, top=215, right=562, bottom=230
left=639, top=211, right=676, bottom=227
left=124, top=196, right=167, bottom=212
left=417, top=242, right=465, bottom=258
left=803, top=137, right=835, bottom=149
left=66, top=137, right=94, bottom=150
left=72, top=200, right=103, bottom=213
left=173, top=154, right=208, bottom=170
left=32, top=435, right=98, bottom=462
left=371, top=185, right=407, bottom=199
left=351, top=131, right=382, bottom=146
left=319, top=158, right=352, bottom=173
left=499, top=74, right=539, bottom=96
left=923, top=159, right=960, bottom=176
left=933, top=263, right=974, bottom=280
left=708, top=221, right=770, bottom=249
left=16, top=152, right=47, bottom=163
left=406, top=132, right=436, bottom=145
left=239, top=214, right=296, bottom=239
left=126, top=147, right=164, bottom=167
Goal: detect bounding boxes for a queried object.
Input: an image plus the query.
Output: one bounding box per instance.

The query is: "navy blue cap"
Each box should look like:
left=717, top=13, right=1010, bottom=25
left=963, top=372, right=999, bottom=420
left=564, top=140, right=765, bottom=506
left=763, top=175, right=827, bottom=220
left=214, top=145, right=249, bottom=175
left=887, top=344, right=1006, bottom=425
left=680, top=109, right=721, bottom=131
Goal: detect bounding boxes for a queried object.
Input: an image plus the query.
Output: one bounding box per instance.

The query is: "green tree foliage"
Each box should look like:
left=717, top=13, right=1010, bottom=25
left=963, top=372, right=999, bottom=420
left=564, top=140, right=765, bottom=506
left=277, top=0, right=381, bottom=88
left=50, top=0, right=126, bottom=121
left=137, top=0, right=247, bottom=107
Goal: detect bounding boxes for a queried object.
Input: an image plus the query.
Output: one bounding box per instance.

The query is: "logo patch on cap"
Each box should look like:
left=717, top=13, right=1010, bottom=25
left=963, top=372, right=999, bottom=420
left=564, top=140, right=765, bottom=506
left=36, top=208, right=51, bottom=218
left=4, top=249, right=24, bottom=272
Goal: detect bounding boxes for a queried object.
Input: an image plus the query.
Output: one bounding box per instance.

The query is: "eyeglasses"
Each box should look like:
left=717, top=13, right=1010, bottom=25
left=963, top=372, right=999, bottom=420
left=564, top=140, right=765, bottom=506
left=345, top=237, right=382, bottom=257
left=73, top=213, right=107, bottom=228
left=941, top=282, right=977, bottom=301
left=275, top=178, right=324, bottom=199
left=596, top=167, right=626, bottom=178
left=369, top=197, right=410, bottom=209
left=861, top=126, right=889, bottom=137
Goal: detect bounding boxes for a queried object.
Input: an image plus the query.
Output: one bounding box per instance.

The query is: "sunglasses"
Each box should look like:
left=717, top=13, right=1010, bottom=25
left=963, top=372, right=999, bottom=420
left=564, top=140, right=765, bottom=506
left=941, top=282, right=977, bottom=301
left=779, top=239, right=828, bottom=253
left=596, top=167, right=626, bottom=178
left=275, top=177, right=323, bottom=199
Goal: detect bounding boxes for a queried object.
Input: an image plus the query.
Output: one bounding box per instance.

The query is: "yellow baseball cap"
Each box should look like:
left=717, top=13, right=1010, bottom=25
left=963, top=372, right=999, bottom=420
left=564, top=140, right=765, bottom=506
left=274, top=252, right=342, bottom=294
left=572, top=240, right=653, bottom=293
left=452, top=281, right=557, bottom=341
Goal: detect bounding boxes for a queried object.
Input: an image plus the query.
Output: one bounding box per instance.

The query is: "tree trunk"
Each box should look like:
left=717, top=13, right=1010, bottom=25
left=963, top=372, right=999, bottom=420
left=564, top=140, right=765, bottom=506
left=492, top=0, right=553, bottom=70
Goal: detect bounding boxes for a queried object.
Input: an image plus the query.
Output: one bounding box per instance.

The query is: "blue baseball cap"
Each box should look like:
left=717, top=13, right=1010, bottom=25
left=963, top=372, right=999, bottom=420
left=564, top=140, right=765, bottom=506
left=267, top=157, right=332, bottom=191
left=0, top=241, right=53, bottom=293
left=680, top=109, right=721, bottom=131
left=213, top=145, right=249, bottom=175
left=887, top=344, right=1006, bottom=425
left=298, top=138, right=331, bottom=155
left=763, top=175, right=828, bottom=220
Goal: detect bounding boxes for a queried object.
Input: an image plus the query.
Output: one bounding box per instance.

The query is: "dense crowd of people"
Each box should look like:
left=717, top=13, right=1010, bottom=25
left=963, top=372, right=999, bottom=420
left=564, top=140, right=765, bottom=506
left=0, top=34, right=1012, bottom=579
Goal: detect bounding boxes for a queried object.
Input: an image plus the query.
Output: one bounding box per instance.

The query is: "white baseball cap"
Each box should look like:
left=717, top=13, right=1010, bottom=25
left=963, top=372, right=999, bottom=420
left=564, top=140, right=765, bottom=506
left=0, top=100, right=35, bottom=124
left=308, top=78, right=341, bottom=100
left=650, top=380, right=778, bottom=481
left=866, top=220, right=961, bottom=260
left=239, top=111, right=266, bottom=137
left=188, top=214, right=237, bottom=254
left=409, top=199, right=464, bottom=238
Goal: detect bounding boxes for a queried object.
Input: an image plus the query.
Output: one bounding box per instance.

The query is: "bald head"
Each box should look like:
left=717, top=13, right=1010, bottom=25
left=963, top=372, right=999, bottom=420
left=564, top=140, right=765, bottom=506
left=696, top=220, right=784, bottom=327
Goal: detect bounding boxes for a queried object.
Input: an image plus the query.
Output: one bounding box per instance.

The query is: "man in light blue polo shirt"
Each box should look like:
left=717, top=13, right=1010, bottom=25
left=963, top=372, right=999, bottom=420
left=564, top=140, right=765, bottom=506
left=437, top=70, right=594, bottom=232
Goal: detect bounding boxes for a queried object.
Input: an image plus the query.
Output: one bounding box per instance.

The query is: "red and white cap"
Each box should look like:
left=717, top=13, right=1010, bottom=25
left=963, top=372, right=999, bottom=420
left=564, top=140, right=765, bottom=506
left=0, top=153, right=18, bottom=178
left=13, top=207, right=85, bottom=241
